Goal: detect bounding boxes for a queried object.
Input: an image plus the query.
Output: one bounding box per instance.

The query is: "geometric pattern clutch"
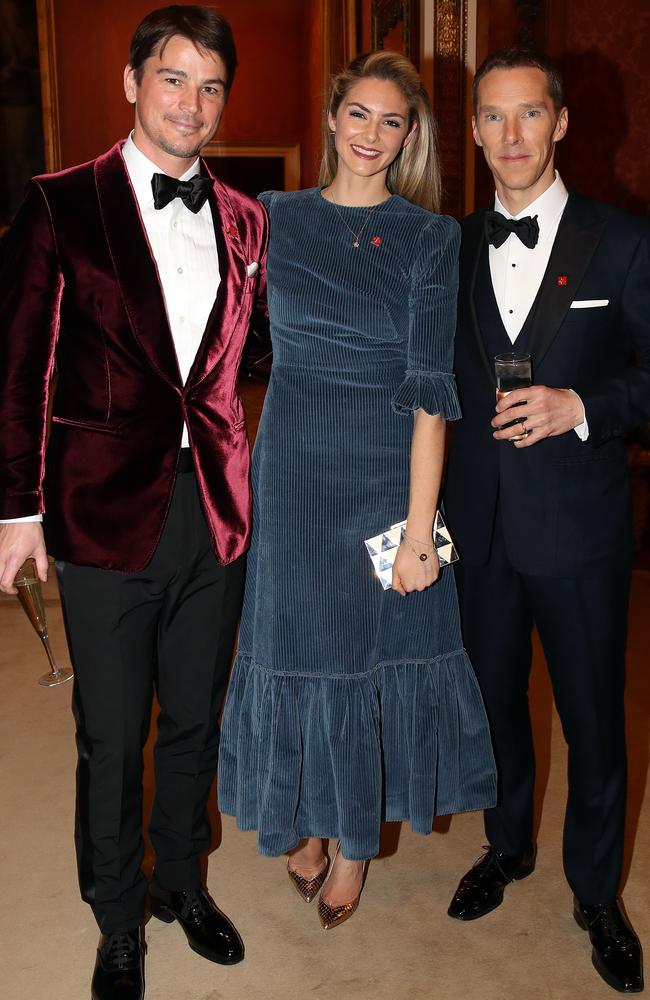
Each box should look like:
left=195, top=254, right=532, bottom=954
left=364, top=510, right=459, bottom=590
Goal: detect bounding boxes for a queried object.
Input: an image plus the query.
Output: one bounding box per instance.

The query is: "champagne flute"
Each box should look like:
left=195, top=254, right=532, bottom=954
left=14, top=559, right=73, bottom=687
left=494, top=352, right=532, bottom=442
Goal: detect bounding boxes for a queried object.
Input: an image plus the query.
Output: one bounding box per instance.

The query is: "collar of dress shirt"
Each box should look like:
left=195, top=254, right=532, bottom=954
left=493, top=171, right=568, bottom=244
left=121, top=132, right=201, bottom=210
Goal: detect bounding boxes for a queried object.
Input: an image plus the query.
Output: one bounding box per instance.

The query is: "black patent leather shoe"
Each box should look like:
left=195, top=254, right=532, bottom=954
left=149, top=880, right=244, bottom=965
left=574, top=898, right=644, bottom=993
left=91, top=928, right=144, bottom=1000
left=447, top=845, right=536, bottom=920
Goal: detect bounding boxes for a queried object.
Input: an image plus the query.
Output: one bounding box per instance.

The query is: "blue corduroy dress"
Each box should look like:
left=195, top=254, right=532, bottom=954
left=218, top=188, right=496, bottom=860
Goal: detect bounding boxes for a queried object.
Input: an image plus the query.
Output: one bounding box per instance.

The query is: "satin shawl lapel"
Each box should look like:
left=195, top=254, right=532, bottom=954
left=94, top=143, right=182, bottom=388
left=185, top=165, right=247, bottom=390
left=526, top=192, right=605, bottom=369
left=462, top=211, right=495, bottom=384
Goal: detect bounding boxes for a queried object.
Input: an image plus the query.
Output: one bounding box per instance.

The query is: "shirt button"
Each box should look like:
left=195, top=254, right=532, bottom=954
left=172, top=222, right=178, bottom=230
left=177, top=266, right=183, bottom=274
left=511, top=263, right=516, bottom=268
left=508, top=309, right=514, bottom=314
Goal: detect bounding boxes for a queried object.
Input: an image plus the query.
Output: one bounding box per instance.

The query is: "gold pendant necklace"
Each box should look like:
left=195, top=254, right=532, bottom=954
left=328, top=191, right=385, bottom=249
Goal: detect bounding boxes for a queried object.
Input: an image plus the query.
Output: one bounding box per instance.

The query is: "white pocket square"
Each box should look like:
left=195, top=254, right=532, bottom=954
left=570, top=299, right=609, bottom=309
left=246, top=262, right=259, bottom=277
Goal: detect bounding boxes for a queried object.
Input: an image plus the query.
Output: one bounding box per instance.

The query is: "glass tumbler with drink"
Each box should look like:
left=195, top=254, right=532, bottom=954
left=494, top=352, right=532, bottom=442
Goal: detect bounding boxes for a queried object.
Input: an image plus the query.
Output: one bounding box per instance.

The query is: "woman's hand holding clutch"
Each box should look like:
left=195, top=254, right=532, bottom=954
left=391, top=540, right=440, bottom=596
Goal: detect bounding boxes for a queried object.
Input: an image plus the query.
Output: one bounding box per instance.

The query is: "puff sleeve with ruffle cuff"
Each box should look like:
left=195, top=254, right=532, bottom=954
left=391, top=370, right=461, bottom=419
left=391, top=214, right=461, bottom=420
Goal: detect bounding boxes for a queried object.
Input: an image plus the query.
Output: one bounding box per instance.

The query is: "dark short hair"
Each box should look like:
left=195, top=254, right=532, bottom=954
left=472, top=47, right=564, bottom=114
left=129, top=5, right=237, bottom=92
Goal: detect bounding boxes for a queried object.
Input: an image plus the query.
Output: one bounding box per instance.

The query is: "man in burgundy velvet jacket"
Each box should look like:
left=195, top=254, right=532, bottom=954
left=0, top=7, right=267, bottom=999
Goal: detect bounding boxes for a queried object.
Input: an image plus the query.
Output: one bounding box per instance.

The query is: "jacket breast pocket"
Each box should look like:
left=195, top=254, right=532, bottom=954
left=569, top=299, right=609, bottom=309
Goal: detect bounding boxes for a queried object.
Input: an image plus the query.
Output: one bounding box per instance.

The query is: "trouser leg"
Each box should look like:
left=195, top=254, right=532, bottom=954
left=57, top=467, right=244, bottom=930
left=526, top=568, right=630, bottom=902
left=58, top=560, right=159, bottom=933
left=455, top=518, right=535, bottom=855
left=150, top=472, right=245, bottom=889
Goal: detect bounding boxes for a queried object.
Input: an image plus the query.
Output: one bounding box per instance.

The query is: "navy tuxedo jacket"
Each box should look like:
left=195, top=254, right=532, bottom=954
left=445, top=191, right=650, bottom=577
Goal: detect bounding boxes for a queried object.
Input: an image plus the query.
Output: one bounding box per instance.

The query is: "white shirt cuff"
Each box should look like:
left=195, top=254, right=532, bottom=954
left=569, top=390, right=589, bottom=440
left=0, top=515, right=43, bottom=523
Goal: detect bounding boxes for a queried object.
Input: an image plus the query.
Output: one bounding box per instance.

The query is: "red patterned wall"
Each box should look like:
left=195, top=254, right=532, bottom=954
left=558, top=0, right=650, bottom=215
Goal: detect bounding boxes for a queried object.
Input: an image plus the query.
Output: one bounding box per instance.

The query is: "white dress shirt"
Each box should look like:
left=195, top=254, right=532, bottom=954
left=122, top=133, right=220, bottom=442
left=2, top=136, right=221, bottom=523
left=489, top=171, right=587, bottom=439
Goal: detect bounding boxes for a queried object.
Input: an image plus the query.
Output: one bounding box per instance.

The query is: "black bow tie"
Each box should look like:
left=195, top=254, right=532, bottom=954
left=151, top=172, right=212, bottom=213
left=485, top=210, right=540, bottom=249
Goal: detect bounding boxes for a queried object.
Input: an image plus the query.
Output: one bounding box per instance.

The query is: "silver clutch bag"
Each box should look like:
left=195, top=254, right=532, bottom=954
left=364, top=510, right=459, bottom=590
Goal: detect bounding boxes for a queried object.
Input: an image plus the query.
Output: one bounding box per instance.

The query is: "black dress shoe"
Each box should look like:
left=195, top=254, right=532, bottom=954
left=91, top=928, right=144, bottom=1000
left=149, top=880, right=244, bottom=965
left=574, top=898, right=644, bottom=993
left=447, top=845, right=536, bottom=920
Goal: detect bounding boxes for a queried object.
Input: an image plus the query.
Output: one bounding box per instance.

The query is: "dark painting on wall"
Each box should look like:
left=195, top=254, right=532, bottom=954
left=0, top=0, right=45, bottom=231
left=202, top=155, right=285, bottom=198
left=344, top=0, right=420, bottom=64
left=370, top=0, right=420, bottom=64
left=201, top=141, right=301, bottom=198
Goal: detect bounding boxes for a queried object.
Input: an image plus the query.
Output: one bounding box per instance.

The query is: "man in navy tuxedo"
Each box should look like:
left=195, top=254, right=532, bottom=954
left=445, top=48, right=649, bottom=993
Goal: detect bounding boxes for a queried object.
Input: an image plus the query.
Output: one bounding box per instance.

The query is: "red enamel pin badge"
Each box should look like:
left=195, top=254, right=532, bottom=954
left=557, top=274, right=568, bottom=286
left=370, top=236, right=382, bottom=246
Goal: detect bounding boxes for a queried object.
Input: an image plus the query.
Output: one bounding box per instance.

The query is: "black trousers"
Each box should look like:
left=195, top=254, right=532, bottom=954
left=57, top=462, right=245, bottom=933
left=455, top=513, right=630, bottom=904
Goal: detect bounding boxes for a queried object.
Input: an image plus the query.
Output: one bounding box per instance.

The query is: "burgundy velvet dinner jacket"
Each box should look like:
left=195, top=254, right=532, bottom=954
left=0, top=141, right=268, bottom=571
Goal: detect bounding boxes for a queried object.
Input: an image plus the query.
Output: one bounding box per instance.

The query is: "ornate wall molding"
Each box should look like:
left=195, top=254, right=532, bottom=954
left=36, top=0, right=61, bottom=172
left=433, top=0, right=468, bottom=216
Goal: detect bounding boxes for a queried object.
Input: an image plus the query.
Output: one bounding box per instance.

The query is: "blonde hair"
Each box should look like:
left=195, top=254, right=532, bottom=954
left=319, top=51, right=441, bottom=214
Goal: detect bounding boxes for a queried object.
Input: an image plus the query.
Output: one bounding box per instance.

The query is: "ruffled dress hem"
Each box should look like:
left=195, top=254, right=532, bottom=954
left=218, top=648, right=496, bottom=860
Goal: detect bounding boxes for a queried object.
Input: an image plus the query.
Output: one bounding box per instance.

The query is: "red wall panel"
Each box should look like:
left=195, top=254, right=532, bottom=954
left=53, top=0, right=309, bottom=174
left=558, top=0, right=650, bottom=215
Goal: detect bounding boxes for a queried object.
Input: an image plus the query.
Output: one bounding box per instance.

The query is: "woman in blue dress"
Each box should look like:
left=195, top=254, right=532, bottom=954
left=219, top=52, right=496, bottom=930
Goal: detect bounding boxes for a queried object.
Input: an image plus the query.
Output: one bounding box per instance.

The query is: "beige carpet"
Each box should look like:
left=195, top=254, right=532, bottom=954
left=1, top=567, right=648, bottom=1000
